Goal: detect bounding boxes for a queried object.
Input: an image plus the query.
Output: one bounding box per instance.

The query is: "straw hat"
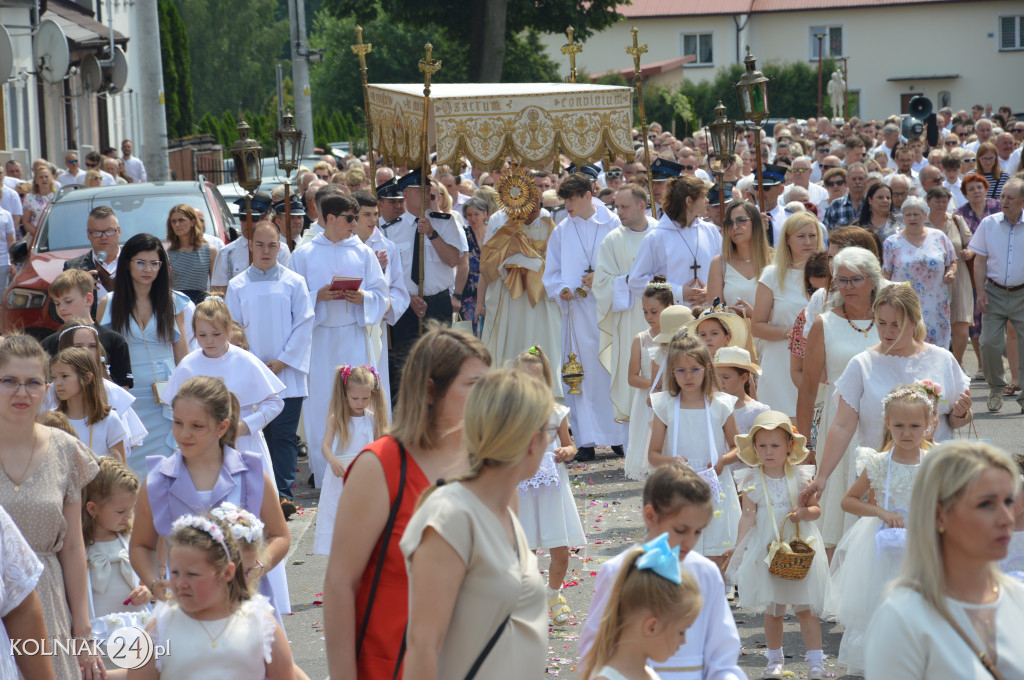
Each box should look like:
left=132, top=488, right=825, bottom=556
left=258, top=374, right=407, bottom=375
left=652, top=305, right=694, bottom=343
left=713, top=346, right=762, bottom=375
left=735, top=410, right=809, bottom=467
left=684, top=300, right=752, bottom=353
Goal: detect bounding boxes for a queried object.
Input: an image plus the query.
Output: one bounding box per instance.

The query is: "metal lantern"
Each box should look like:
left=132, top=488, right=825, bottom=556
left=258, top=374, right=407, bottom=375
left=230, top=119, right=263, bottom=194
left=275, top=110, right=303, bottom=178
left=707, top=101, right=736, bottom=166
left=736, top=47, right=770, bottom=126
left=561, top=352, right=584, bottom=395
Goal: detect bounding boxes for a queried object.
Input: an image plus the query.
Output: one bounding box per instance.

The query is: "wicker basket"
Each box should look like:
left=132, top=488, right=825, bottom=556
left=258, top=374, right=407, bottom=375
left=767, top=516, right=815, bottom=581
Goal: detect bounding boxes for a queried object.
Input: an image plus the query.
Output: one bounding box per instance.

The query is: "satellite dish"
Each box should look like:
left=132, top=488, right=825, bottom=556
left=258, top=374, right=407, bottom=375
left=80, top=53, right=102, bottom=92
left=34, top=20, right=70, bottom=84
left=103, top=46, right=128, bottom=94
left=0, top=26, right=13, bottom=82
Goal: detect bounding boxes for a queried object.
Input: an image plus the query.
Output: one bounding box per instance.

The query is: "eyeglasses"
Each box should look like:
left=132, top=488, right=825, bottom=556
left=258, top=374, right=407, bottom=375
left=836, top=276, right=867, bottom=287
left=726, top=216, right=752, bottom=227
left=680, top=165, right=697, bottom=171
left=315, top=174, right=330, bottom=180
left=88, top=228, right=118, bottom=238
left=337, top=214, right=357, bottom=223
left=673, top=367, right=705, bottom=377
left=0, top=377, right=46, bottom=395
left=944, top=140, right=958, bottom=146
left=825, top=179, right=846, bottom=187
left=790, top=168, right=810, bottom=174
left=1014, top=128, right=1024, bottom=135
left=962, top=157, right=976, bottom=163
left=86, top=163, right=98, bottom=169
left=67, top=159, right=79, bottom=164
left=821, top=164, right=841, bottom=170
left=817, top=148, right=829, bottom=154
left=606, top=171, right=622, bottom=179
left=958, top=133, right=969, bottom=139
left=131, top=259, right=163, bottom=270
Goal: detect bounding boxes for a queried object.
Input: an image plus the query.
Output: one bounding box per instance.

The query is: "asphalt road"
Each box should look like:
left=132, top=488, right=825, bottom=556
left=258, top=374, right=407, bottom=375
left=281, top=350, right=1021, bottom=680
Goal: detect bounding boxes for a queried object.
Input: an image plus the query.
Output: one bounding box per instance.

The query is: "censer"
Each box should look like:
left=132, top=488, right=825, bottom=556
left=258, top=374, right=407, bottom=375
left=561, top=305, right=584, bottom=394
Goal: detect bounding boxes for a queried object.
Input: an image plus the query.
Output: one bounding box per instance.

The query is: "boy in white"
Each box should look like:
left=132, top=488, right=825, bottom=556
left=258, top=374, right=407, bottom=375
left=289, top=192, right=389, bottom=487
left=543, top=171, right=627, bottom=460
left=225, top=220, right=315, bottom=513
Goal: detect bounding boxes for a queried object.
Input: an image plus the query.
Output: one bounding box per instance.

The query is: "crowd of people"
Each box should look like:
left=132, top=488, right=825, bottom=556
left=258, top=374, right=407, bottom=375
left=0, top=102, right=1023, bottom=680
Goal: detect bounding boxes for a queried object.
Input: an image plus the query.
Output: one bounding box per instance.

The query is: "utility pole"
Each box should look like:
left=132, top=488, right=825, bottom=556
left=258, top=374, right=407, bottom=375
left=136, top=0, right=170, bottom=180
left=289, top=0, right=314, bottom=155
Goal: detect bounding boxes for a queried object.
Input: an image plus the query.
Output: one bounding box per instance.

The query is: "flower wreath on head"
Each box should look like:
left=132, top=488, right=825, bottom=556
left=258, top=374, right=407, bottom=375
left=170, top=514, right=232, bottom=560
left=880, top=383, right=937, bottom=415
left=210, top=502, right=265, bottom=545
left=646, top=281, right=672, bottom=292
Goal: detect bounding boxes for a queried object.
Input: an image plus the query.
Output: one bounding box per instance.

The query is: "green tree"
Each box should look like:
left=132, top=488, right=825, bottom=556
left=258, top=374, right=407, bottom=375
left=158, top=0, right=192, bottom=137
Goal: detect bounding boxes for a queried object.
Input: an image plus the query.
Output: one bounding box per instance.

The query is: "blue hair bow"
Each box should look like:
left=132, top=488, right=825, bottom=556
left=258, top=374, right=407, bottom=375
left=636, top=532, right=683, bottom=584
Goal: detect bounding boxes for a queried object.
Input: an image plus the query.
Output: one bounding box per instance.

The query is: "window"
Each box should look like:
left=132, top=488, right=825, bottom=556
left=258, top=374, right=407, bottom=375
left=810, top=26, right=843, bottom=59
left=681, top=33, right=713, bottom=66
left=1000, top=16, right=1024, bottom=50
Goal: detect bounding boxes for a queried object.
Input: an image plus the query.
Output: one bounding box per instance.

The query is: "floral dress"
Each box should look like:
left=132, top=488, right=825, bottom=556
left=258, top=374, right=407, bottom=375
left=461, top=224, right=482, bottom=334
left=882, top=229, right=956, bottom=347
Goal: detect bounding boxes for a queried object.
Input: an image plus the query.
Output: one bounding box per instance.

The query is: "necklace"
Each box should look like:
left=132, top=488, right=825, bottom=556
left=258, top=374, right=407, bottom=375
left=570, top=216, right=599, bottom=297
left=0, top=428, right=37, bottom=492
left=846, top=316, right=875, bottom=336
left=197, top=613, right=234, bottom=648
left=674, top=222, right=703, bottom=282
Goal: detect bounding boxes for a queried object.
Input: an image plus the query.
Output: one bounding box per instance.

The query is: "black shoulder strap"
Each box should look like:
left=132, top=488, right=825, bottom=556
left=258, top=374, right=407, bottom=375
left=464, top=615, right=511, bottom=679
left=356, top=439, right=408, bottom=657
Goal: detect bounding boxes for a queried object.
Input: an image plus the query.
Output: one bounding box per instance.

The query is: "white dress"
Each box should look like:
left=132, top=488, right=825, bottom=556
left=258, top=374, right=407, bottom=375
left=865, top=581, right=1024, bottom=679
left=68, top=411, right=129, bottom=457
left=0, top=506, right=44, bottom=680
left=835, top=345, right=970, bottom=450
left=314, top=412, right=377, bottom=555
left=828, top=447, right=923, bottom=675
left=151, top=594, right=277, bottom=678
left=756, top=266, right=808, bottom=415
left=625, top=330, right=656, bottom=481
left=816, top=311, right=880, bottom=547
left=723, top=262, right=764, bottom=361
left=727, top=466, right=829, bottom=616
left=730, top=399, right=771, bottom=478
left=651, top=392, right=740, bottom=557
left=593, top=666, right=660, bottom=680
left=517, top=404, right=586, bottom=550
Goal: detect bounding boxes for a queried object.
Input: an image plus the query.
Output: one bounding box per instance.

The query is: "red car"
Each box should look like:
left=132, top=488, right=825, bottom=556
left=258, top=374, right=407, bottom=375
left=3, top=180, right=235, bottom=339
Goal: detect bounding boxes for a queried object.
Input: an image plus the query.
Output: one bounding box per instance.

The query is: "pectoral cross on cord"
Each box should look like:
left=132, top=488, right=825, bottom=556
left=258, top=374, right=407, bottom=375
left=676, top=226, right=702, bottom=284
left=689, top=259, right=701, bottom=280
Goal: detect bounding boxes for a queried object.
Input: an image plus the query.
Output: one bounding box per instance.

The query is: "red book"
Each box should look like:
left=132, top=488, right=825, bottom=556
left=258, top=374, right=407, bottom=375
left=329, top=276, right=362, bottom=291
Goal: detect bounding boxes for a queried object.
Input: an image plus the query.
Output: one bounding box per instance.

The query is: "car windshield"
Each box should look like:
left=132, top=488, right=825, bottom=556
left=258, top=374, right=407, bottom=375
left=35, top=193, right=216, bottom=253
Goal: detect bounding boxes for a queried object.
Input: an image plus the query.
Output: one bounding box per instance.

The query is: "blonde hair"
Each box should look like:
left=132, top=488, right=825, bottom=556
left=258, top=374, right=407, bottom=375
left=172, top=376, right=240, bottom=449
left=873, top=283, right=927, bottom=343
left=328, top=365, right=389, bottom=452
left=880, top=383, right=936, bottom=450
left=82, top=457, right=140, bottom=545
left=169, top=514, right=252, bottom=605
left=192, top=296, right=234, bottom=335
left=391, top=324, right=491, bottom=450
left=895, top=441, right=1020, bottom=620
left=51, top=347, right=111, bottom=426
left=581, top=547, right=703, bottom=680
left=773, top=212, right=824, bottom=292
left=0, top=334, right=48, bottom=376
left=229, top=321, right=249, bottom=351
left=37, top=410, right=79, bottom=437
left=663, top=335, right=716, bottom=400
left=417, top=369, right=552, bottom=508
left=512, top=346, right=553, bottom=389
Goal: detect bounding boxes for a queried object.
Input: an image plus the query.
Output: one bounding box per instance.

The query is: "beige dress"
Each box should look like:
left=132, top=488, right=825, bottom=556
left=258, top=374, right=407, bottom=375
left=400, top=482, right=547, bottom=679
left=938, top=215, right=975, bottom=324
left=0, top=429, right=98, bottom=679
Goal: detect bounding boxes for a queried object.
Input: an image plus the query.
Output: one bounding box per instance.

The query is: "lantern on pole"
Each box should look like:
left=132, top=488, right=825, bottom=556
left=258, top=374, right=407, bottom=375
left=735, top=47, right=770, bottom=212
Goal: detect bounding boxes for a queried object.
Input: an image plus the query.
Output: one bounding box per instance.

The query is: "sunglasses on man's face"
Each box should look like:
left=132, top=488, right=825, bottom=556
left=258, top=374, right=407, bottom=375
left=606, top=171, right=622, bottom=179
left=825, top=179, right=846, bottom=187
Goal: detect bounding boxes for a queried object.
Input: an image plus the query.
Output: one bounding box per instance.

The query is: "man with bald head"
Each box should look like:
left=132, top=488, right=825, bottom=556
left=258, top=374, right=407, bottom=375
left=919, top=165, right=956, bottom=210
left=995, top=132, right=1020, bottom=175
left=786, top=157, right=828, bottom=208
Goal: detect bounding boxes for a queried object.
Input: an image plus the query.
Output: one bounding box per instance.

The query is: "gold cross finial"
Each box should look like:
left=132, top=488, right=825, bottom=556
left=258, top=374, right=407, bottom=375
left=561, top=26, right=583, bottom=84
left=351, top=26, right=372, bottom=70
left=626, top=27, right=648, bottom=76
left=419, top=42, right=442, bottom=96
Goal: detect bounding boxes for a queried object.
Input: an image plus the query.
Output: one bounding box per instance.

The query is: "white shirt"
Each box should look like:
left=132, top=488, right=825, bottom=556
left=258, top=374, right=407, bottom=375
left=99, top=169, right=116, bottom=186
left=0, top=185, right=22, bottom=217
left=2, top=177, right=20, bottom=190
left=211, top=236, right=290, bottom=286
left=944, top=179, right=966, bottom=208
left=124, top=156, right=147, bottom=183
left=1001, top=148, right=1021, bottom=176
left=57, top=169, right=85, bottom=186
left=364, top=227, right=410, bottom=325
left=0, top=208, right=15, bottom=267
left=389, top=211, right=468, bottom=297
left=628, top=214, right=722, bottom=305
left=968, top=211, right=1024, bottom=287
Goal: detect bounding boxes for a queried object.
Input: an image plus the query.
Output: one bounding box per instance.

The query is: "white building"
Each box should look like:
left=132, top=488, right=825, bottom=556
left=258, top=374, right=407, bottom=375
left=540, top=0, right=1024, bottom=120
left=1, top=0, right=154, bottom=171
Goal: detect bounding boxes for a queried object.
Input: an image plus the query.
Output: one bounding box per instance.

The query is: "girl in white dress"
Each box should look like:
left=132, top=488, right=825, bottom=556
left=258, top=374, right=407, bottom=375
left=51, top=347, right=128, bottom=462
left=726, top=411, right=828, bottom=679
left=648, top=336, right=741, bottom=567
left=828, top=384, right=933, bottom=674
left=140, top=513, right=297, bottom=679
left=647, top=305, right=695, bottom=399
left=752, top=213, right=824, bottom=415
left=513, top=346, right=584, bottom=626
left=625, top=280, right=674, bottom=480
left=314, top=365, right=387, bottom=555
left=581, top=536, right=703, bottom=680
left=713, top=347, right=769, bottom=482
left=83, top=457, right=151, bottom=638
left=0, top=506, right=49, bottom=680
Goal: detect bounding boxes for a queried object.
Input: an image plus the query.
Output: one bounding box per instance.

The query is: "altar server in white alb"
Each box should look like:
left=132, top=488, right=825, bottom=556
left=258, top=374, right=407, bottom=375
left=211, top=194, right=290, bottom=294
left=544, top=169, right=627, bottom=461
left=225, top=219, right=315, bottom=515
left=594, top=183, right=656, bottom=424
left=352, top=189, right=410, bottom=409
left=629, top=174, right=722, bottom=309
left=289, top=192, right=389, bottom=487
left=386, top=169, right=468, bottom=398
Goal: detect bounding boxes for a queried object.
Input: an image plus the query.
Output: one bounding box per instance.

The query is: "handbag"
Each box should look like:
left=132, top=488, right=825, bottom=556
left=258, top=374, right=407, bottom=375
left=874, top=449, right=910, bottom=562
left=452, top=312, right=473, bottom=334
left=913, top=586, right=1007, bottom=680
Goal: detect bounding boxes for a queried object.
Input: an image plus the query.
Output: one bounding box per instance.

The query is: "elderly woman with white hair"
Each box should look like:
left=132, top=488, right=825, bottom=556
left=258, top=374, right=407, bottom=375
left=797, top=246, right=885, bottom=551
left=864, top=441, right=1024, bottom=679
left=881, top=195, right=957, bottom=347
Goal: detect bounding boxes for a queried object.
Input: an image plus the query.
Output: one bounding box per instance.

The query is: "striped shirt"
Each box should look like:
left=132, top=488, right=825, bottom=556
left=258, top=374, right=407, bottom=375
left=167, top=243, right=211, bottom=292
